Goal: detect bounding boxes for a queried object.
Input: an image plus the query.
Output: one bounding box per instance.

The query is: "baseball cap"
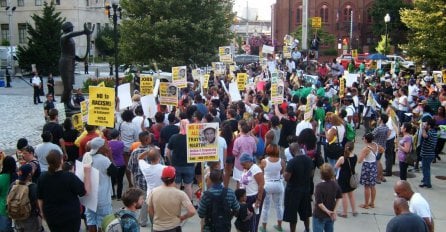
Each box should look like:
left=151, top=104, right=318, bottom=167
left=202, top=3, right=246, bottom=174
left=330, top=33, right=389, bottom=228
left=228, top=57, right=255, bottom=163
left=161, top=166, right=176, bottom=179
left=18, top=164, right=33, bottom=181
left=89, top=137, right=105, bottom=155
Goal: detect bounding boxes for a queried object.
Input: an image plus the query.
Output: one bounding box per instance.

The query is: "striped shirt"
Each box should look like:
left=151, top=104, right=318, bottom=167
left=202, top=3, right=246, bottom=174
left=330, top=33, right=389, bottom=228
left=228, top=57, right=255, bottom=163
left=373, top=124, right=390, bottom=149
left=421, top=129, right=438, bottom=157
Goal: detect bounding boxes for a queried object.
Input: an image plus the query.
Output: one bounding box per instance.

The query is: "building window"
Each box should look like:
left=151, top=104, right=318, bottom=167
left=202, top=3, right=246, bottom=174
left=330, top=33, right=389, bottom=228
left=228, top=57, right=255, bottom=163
left=296, top=5, right=302, bottom=24
left=53, top=0, right=60, bottom=5
left=1, top=24, right=9, bottom=42
left=18, top=23, right=26, bottom=44
left=343, top=5, right=352, bottom=22
left=320, top=4, right=329, bottom=23
left=35, top=0, right=42, bottom=6
left=86, top=0, right=89, bottom=6
left=0, top=0, right=6, bottom=7
left=17, top=0, right=24, bottom=6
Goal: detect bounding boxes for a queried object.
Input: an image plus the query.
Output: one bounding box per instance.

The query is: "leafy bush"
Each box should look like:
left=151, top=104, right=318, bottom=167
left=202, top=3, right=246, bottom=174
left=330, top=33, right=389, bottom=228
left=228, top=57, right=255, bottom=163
left=322, top=48, right=338, bottom=56
left=82, top=76, right=132, bottom=92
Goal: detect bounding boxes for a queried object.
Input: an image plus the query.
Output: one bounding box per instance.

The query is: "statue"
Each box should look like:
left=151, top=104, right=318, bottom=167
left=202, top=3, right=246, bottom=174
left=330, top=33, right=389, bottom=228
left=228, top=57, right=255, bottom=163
left=59, top=22, right=94, bottom=111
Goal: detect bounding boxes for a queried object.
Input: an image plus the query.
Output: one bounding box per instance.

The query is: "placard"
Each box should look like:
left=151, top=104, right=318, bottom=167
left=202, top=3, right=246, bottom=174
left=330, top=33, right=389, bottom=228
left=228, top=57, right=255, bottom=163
left=141, top=95, right=157, bottom=119
left=212, top=62, right=225, bottom=76
left=159, top=82, right=178, bottom=106
left=219, top=46, right=233, bottom=63
left=75, top=161, right=99, bottom=212
left=283, top=46, right=291, bottom=59
left=229, top=82, right=242, bottom=102
left=271, top=80, right=284, bottom=105
left=140, top=74, right=154, bottom=96
left=88, top=86, right=115, bottom=128
left=80, top=100, right=88, bottom=123
left=237, top=73, right=247, bottom=91
left=72, top=113, right=83, bottom=132
left=203, top=74, right=210, bottom=89
left=345, top=73, right=359, bottom=87
left=117, top=83, right=132, bottom=110
left=172, top=66, right=187, bottom=88
left=339, top=78, right=345, bottom=98
left=186, top=123, right=219, bottom=163
left=262, top=45, right=274, bottom=54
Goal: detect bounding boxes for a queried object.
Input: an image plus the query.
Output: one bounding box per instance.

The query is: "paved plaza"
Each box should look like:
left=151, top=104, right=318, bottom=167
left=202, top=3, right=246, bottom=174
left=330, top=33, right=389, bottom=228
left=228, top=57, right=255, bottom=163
left=1, top=67, right=446, bottom=231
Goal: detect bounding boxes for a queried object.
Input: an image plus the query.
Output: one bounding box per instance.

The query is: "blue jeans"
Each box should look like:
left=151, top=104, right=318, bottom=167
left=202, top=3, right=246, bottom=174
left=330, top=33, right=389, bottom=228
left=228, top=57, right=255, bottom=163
left=0, top=215, right=12, bottom=232
left=327, top=158, right=338, bottom=174
left=312, top=217, right=334, bottom=232
left=422, top=156, right=434, bottom=187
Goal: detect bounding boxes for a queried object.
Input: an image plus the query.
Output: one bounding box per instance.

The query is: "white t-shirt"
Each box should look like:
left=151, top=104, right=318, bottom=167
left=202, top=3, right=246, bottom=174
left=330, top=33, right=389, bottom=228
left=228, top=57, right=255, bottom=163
left=138, top=160, right=165, bottom=194
left=386, top=117, right=396, bottom=140
left=345, top=105, right=355, bottom=127
left=91, top=153, right=112, bottom=207
left=295, top=121, right=313, bottom=136
left=409, top=192, right=432, bottom=221
left=239, top=164, right=262, bottom=196
left=332, top=125, right=346, bottom=143
left=408, top=84, right=419, bottom=103
left=398, top=95, right=409, bottom=111
left=132, top=116, right=150, bottom=135
left=217, top=136, right=227, bottom=168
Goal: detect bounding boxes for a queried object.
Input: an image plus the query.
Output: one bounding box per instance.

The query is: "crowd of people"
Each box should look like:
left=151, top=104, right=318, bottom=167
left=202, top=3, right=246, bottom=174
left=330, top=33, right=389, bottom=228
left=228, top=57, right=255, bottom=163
left=0, top=52, right=444, bottom=232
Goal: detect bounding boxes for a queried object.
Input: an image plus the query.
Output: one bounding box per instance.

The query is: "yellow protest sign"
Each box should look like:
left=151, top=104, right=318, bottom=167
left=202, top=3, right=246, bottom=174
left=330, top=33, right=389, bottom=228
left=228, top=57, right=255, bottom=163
left=97, top=81, right=105, bottom=87
left=237, top=73, right=247, bottom=91
left=312, top=17, right=322, bottom=28
left=339, top=78, right=345, bottom=98
left=203, top=74, right=210, bottom=89
left=187, top=123, right=219, bottom=163
left=283, top=46, right=291, bottom=59
left=352, top=49, right=358, bottom=58
left=159, top=82, right=178, bottom=106
left=80, top=100, right=88, bottom=123
left=87, top=86, right=115, bottom=128
left=72, top=113, right=83, bottom=132
left=219, top=46, right=233, bottom=63
left=443, top=70, right=446, bottom=83
left=172, top=66, right=187, bottom=88
left=139, top=74, right=154, bottom=96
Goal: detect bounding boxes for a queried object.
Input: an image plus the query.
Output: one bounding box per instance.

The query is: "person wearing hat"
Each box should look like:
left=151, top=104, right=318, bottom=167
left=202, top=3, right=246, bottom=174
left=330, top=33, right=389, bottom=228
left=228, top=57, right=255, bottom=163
left=83, top=137, right=117, bottom=232
left=148, top=166, right=196, bottom=231
left=11, top=164, right=41, bottom=231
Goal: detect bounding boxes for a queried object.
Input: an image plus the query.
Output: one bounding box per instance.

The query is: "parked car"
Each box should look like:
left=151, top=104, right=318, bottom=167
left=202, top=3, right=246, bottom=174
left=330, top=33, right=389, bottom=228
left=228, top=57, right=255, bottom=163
left=336, top=53, right=370, bottom=69
left=385, top=55, right=415, bottom=70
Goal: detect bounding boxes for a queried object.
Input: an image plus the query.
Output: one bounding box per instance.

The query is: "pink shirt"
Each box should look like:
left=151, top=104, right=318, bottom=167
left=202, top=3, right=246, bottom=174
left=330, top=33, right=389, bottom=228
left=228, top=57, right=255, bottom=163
left=232, top=134, right=257, bottom=171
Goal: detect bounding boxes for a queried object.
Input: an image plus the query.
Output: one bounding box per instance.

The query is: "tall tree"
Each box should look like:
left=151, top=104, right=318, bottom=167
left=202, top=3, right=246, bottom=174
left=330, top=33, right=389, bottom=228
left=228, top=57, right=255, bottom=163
left=369, top=0, right=412, bottom=51
left=119, top=0, right=234, bottom=70
left=94, top=26, right=115, bottom=57
left=16, top=2, right=64, bottom=75
left=400, top=0, right=446, bottom=68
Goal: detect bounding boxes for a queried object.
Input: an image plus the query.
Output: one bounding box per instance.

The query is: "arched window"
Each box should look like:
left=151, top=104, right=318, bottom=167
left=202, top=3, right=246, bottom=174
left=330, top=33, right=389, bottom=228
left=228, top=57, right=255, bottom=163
left=343, top=4, right=352, bottom=22
left=296, top=5, right=302, bottom=24
left=320, top=4, right=329, bottom=23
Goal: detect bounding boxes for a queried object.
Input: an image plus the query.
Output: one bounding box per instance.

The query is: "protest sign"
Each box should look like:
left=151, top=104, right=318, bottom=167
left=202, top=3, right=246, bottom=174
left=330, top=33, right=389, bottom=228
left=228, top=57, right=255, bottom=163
left=345, top=73, right=359, bottom=87
left=271, top=80, right=284, bottom=105
left=284, top=34, right=294, bottom=45
left=339, top=78, right=345, bottom=98
left=139, top=74, right=154, bottom=96
left=229, top=65, right=236, bottom=80
left=229, top=82, right=242, bottom=102
left=262, top=45, right=274, bottom=54
left=256, top=80, right=266, bottom=92
left=283, top=46, right=291, bottom=58
left=212, top=62, right=225, bottom=76
left=88, top=86, right=115, bottom=128
left=443, top=70, right=446, bottom=83
left=159, top=82, right=178, bottom=106
left=203, top=74, right=210, bottom=89
left=117, top=83, right=132, bottom=110
left=221, top=80, right=229, bottom=94
left=237, top=73, right=247, bottom=91
left=219, top=46, right=233, bottom=63
left=75, top=161, right=99, bottom=212
left=172, top=66, right=187, bottom=88
left=80, top=100, right=88, bottom=123
left=153, top=79, right=160, bottom=96
left=55, top=103, right=66, bottom=123
left=187, top=123, right=219, bottom=163
left=303, top=74, right=318, bottom=85
left=72, top=113, right=83, bottom=132
left=141, top=95, right=157, bottom=119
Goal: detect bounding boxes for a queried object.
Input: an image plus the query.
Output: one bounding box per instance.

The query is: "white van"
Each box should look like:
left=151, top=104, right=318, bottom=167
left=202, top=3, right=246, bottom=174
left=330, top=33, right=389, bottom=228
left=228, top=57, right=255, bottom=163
left=386, top=55, right=415, bottom=70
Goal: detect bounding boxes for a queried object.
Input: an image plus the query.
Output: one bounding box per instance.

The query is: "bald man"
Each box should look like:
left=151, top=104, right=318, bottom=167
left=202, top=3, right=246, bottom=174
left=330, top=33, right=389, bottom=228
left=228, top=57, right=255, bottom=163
left=386, top=197, right=428, bottom=232
left=393, top=180, right=434, bottom=232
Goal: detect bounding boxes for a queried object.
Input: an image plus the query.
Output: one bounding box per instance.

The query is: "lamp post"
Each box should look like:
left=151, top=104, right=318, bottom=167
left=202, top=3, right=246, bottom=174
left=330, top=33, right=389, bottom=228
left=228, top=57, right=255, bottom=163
left=105, top=0, right=121, bottom=94
left=5, top=2, right=16, bottom=78
left=384, top=13, right=390, bottom=55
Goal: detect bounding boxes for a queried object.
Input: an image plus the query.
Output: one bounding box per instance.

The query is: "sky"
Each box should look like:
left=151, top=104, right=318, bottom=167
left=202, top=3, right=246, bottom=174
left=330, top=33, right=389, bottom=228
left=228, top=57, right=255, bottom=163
left=233, top=0, right=276, bottom=21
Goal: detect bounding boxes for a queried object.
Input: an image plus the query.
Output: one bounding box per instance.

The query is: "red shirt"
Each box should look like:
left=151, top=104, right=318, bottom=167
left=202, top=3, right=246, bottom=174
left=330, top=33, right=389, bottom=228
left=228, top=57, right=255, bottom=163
left=78, top=132, right=99, bottom=157
left=253, top=123, right=270, bottom=140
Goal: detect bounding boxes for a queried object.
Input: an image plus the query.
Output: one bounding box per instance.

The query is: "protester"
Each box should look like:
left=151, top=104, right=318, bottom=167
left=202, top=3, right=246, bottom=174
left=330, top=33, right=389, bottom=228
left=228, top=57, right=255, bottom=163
left=20, top=145, right=41, bottom=183
left=115, top=188, right=146, bottom=232
left=386, top=197, right=429, bottom=232
left=35, top=131, right=62, bottom=172
left=119, top=109, right=139, bottom=189
left=62, top=118, right=80, bottom=162
left=419, top=118, right=438, bottom=188
left=335, top=141, right=358, bottom=217
left=372, top=113, right=390, bottom=183
left=0, top=156, right=18, bottom=231
left=108, top=129, right=126, bottom=200
left=397, top=122, right=413, bottom=180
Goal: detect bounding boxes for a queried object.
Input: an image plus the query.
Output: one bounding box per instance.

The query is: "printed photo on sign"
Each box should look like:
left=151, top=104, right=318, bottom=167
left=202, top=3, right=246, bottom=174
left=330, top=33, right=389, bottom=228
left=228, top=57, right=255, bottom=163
left=186, top=123, right=219, bottom=163
left=159, top=82, right=178, bottom=106
left=172, top=66, right=187, bottom=88
left=72, top=113, right=83, bottom=132
left=212, top=62, right=225, bottom=76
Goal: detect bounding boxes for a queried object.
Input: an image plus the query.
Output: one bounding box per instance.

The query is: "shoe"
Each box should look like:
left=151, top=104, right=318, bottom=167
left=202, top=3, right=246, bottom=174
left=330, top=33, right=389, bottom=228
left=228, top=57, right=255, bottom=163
left=352, top=212, right=358, bottom=217
left=111, top=195, right=116, bottom=200
left=259, top=227, right=267, bottom=232
left=381, top=178, right=387, bottom=182
left=376, top=181, right=381, bottom=184
left=359, top=204, right=369, bottom=209
left=368, top=203, right=375, bottom=208
left=273, top=225, right=283, bottom=231
left=419, top=184, right=432, bottom=188
left=337, top=213, right=347, bottom=218
left=140, top=224, right=147, bottom=227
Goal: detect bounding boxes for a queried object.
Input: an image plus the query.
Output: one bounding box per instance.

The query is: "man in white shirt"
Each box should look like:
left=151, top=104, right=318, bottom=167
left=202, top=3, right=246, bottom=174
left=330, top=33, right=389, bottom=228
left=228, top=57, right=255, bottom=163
left=343, top=97, right=356, bottom=128
left=385, top=112, right=398, bottom=176
left=394, top=180, right=434, bottom=232
left=32, top=73, right=42, bottom=104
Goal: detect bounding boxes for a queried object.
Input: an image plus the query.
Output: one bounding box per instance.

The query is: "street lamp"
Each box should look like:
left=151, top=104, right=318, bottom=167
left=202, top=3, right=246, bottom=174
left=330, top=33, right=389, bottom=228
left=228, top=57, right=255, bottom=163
left=105, top=0, right=121, bottom=94
left=384, top=13, right=390, bottom=55
left=5, top=3, right=16, bottom=80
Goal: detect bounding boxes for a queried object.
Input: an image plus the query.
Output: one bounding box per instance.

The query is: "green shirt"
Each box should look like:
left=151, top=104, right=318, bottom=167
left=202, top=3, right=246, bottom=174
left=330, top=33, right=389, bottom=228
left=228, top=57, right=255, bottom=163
left=359, top=63, right=366, bottom=72
left=316, top=87, right=325, bottom=99
left=314, top=107, right=326, bottom=132
left=348, top=63, right=355, bottom=73
left=0, top=173, right=11, bottom=216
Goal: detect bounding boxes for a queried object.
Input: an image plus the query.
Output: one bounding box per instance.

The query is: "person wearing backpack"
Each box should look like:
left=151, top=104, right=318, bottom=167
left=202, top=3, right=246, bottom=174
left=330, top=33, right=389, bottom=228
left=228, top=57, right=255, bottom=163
left=0, top=156, right=18, bottom=232
left=198, top=169, right=240, bottom=232
left=8, top=164, right=41, bottom=232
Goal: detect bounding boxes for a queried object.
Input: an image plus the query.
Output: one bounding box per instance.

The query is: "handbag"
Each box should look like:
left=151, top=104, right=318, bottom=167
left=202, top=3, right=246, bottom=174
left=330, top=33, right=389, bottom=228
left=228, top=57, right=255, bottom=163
left=404, top=141, right=417, bottom=165
left=347, top=158, right=358, bottom=189
left=326, top=126, right=343, bottom=160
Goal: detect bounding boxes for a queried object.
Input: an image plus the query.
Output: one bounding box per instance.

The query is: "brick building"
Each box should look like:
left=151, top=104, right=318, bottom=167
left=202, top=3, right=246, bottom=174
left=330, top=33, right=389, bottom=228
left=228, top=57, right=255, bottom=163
left=272, top=0, right=378, bottom=53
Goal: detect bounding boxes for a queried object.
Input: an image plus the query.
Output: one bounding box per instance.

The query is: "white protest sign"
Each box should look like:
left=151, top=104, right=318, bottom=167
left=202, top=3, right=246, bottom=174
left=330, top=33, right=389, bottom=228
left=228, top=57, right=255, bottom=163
left=75, top=161, right=99, bottom=212
left=221, top=80, right=229, bottom=94
left=141, top=95, right=157, bottom=119
left=153, top=79, right=160, bottom=96
left=229, top=82, right=241, bottom=102
left=346, top=73, right=359, bottom=87
left=262, top=45, right=274, bottom=54
left=118, top=83, right=132, bottom=110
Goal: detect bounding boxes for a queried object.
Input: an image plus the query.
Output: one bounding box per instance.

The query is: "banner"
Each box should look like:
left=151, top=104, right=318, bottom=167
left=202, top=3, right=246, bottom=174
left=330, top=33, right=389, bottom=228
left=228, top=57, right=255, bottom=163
left=80, top=100, right=88, bottom=123
left=237, top=73, right=247, bottom=91
left=271, top=72, right=284, bottom=105
left=140, top=74, right=154, bottom=96
left=187, top=123, right=219, bottom=163
left=159, top=82, right=178, bottom=106
left=72, top=113, right=83, bottom=132
left=172, top=66, right=187, bottom=88
left=87, top=86, right=115, bottom=128
left=219, top=46, right=233, bottom=63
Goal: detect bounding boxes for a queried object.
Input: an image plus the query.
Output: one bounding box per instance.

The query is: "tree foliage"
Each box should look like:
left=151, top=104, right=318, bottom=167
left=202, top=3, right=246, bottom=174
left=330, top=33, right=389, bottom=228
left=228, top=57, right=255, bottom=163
left=291, top=26, right=336, bottom=50
left=17, top=2, right=64, bottom=75
left=119, top=0, right=234, bottom=70
left=248, top=35, right=272, bottom=55
left=400, top=0, right=446, bottom=68
left=369, top=0, right=412, bottom=50
left=375, top=35, right=391, bottom=55
left=94, top=26, right=115, bottom=57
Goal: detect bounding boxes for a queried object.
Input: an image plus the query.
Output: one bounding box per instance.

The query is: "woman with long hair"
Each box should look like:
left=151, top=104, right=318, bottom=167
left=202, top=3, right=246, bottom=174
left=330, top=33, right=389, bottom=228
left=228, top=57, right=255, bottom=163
left=358, top=133, right=384, bottom=209
left=0, top=156, right=17, bottom=231
left=221, top=122, right=235, bottom=187
left=335, top=141, right=358, bottom=217
left=259, top=144, right=285, bottom=232
left=37, top=150, right=89, bottom=232
left=325, top=114, right=346, bottom=168
left=397, top=122, right=413, bottom=180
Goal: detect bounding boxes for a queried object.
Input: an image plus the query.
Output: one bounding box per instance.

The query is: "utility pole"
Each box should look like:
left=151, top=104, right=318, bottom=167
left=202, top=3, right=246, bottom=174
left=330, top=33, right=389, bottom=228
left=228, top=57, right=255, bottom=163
left=301, top=0, right=308, bottom=50
left=349, top=10, right=353, bottom=53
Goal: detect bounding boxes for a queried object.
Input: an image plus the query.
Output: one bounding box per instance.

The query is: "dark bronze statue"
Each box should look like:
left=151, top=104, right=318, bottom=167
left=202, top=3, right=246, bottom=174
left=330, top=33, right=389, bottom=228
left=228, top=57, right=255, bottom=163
left=59, top=22, right=94, bottom=111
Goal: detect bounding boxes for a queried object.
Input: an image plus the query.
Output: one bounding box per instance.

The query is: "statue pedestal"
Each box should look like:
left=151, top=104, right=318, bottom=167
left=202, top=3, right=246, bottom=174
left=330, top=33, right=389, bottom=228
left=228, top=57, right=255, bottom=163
left=55, top=80, right=63, bottom=96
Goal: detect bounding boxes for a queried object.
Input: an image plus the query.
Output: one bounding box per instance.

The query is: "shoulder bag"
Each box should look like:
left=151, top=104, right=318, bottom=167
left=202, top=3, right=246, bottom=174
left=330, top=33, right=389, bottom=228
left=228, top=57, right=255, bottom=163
left=347, top=157, right=358, bottom=189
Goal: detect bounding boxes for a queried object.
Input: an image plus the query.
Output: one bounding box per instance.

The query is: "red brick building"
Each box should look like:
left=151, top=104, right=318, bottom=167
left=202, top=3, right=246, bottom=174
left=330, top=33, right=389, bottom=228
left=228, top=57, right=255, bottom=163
left=272, top=0, right=377, bottom=53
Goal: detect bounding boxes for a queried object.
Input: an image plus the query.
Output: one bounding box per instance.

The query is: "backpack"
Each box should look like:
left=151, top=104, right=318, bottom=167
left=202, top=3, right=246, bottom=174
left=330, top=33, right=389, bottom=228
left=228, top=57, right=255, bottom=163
left=345, top=123, right=356, bottom=142
left=102, top=211, right=136, bottom=232
left=6, top=180, right=32, bottom=221
left=205, top=188, right=232, bottom=232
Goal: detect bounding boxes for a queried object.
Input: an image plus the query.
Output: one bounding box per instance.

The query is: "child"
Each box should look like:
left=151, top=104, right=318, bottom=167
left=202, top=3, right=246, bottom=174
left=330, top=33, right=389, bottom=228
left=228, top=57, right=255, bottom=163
left=234, top=189, right=253, bottom=232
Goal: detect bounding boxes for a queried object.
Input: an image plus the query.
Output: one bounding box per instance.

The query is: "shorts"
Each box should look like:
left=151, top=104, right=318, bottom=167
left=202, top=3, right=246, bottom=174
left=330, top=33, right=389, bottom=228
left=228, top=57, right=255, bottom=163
left=226, top=156, right=235, bottom=164
left=283, top=187, right=312, bottom=223
left=232, top=167, right=243, bottom=181
left=174, top=166, right=195, bottom=184
left=85, top=204, right=113, bottom=227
